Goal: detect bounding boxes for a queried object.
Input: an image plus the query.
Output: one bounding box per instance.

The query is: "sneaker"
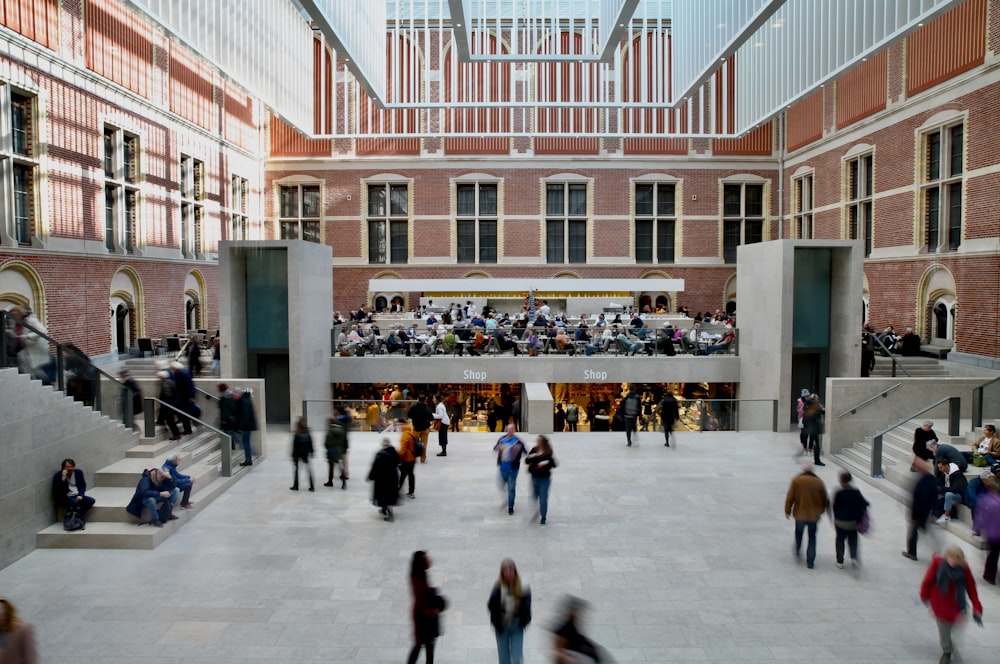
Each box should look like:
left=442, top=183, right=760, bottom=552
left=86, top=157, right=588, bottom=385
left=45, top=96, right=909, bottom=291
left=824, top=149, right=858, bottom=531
left=436, top=452, right=447, bottom=456
left=323, top=481, right=334, bottom=487
left=901, top=551, right=918, bottom=561
left=407, top=493, right=415, bottom=499
left=540, top=517, right=547, bottom=525
left=936, top=515, right=950, bottom=524
left=835, top=562, right=844, bottom=569
left=814, top=462, right=826, bottom=466
left=508, top=508, right=514, bottom=515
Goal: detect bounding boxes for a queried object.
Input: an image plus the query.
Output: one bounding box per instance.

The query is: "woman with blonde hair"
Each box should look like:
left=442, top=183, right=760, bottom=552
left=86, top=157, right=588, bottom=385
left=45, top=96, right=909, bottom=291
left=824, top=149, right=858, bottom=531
left=919, top=546, right=983, bottom=664
left=487, top=558, right=532, bottom=664
left=0, top=596, right=37, bottom=664
left=971, top=424, right=1000, bottom=466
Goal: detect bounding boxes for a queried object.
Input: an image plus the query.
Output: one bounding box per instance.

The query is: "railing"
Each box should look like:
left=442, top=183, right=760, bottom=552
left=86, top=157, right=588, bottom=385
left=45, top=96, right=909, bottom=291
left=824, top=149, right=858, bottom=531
left=870, top=334, right=911, bottom=378
left=868, top=396, right=960, bottom=478
left=836, top=383, right=902, bottom=419
left=971, top=375, right=1000, bottom=429
left=143, top=397, right=234, bottom=477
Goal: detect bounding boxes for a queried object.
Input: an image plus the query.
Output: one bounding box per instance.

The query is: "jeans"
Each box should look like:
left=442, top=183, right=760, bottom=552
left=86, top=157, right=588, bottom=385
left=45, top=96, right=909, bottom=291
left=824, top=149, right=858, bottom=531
left=500, top=467, right=519, bottom=510
left=177, top=482, right=193, bottom=506
left=399, top=461, right=416, bottom=495
left=942, top=491, right=962, bottom=514
left=495, top=622, right=524, bottom=664
left=566, top=421, right=577, bottom=432
left=142, top=497, right=169, bottom=523
left=241, top=430, right=253, bottom=463
left=936, top=618, right=954, bottom=656
left=625, top=416, right=638, bottom=444
left=835, top=526, right=859, bottom=563
left=794, top=520, right=818, bottom=565
left=532, top=475, right=551, bottom=519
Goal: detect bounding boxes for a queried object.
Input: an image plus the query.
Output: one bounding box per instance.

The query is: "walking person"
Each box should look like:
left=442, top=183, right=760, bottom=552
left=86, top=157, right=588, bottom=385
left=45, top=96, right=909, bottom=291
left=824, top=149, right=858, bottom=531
left=796, top=388, right=811, bottom=454
left=565, top=402, right=578, bottom=432
left=406, top=551, right=447, bottom=664
left=919, top=545, right=983, bottom=664
left=408, top=394, right=434, bottom=463
left=552, top=596, right=605, bottom=664
left=658, top=391, right=679, bottom=447
left=831, top=471, right=869, bottom=569
left=784, top=462, right=830, bottom=569
left=494, top=424, right=527, bottom=515
left=488, top=558, right=532, bottom=664
left=289, top=417, right=314, bottom=491
left=0, top=596, right=37, bottom=664
left=525, top=435, right=557, bottom=525
left=972, top=476, right=1000, bottom=585
left=367, top=438, right=399, bottom=521
left=903, top=458, right=940, bottom=561
left=323, top=409, right=350, bottom=489
left=398, top=421, right=419, bottom=499
left=237, top=389, right=259, bottom=467
left=802, top=393, right=826, bottom=465
left=621, top=386, right=641, bottom=446
left=432, top=393, right=450, bottom=457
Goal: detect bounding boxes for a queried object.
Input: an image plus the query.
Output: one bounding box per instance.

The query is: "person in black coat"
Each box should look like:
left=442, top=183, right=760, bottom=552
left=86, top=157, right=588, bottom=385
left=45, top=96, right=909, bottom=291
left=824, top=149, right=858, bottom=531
left=832, top=471, right=869, bottom=568
left=118, top=369, right=143, bottom=428
left=290, top=417, right=314, bottom=491
left=935, top=459, right=969, bottom=523
left=658, top=392, right=679, bottom=447
left=368, top=438, right=400, bottom=521
left=51, top=458, right=95, bottom=516
left=407, top=550, right=447, bottom=664
left=912, top=420, right=938, bottom=463
left=125, top=467, right=174, bottom=526
left=237, top=390, right=258, bottom=467
left=903, top=458, right=939, bottom=561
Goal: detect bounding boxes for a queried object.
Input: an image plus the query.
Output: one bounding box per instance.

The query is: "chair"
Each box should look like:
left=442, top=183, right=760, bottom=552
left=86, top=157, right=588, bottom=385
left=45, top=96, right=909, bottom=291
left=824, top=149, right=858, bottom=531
left=137, top=338, right=154, bottom=358
left=166, top=336, right=182, bottom=353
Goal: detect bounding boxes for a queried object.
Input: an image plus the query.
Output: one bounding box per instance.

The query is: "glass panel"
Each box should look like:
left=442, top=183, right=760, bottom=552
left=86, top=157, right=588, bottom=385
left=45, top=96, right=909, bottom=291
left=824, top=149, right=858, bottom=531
left=180, top=158, right=191, bottom=199
left=123, top=136, right=137, bottom=184
left=568, top=220, right=586, bottom=263
left=13, top=164, right=31, bottom=245
left=457, top=184, right=476, bottom=216
left=479, top=220, right=497, bottom=263
left=848, top=160, right=859, bottom=200
left=745, top=185, right=763, bottom=217
left=568, top=184, right=586, bottom=216
left=723, top=184, right=741, bottom=217
left=389, top=184, right=408, bottom=216
left=806, top=176, right=814, bottom=209
left=546, top=184, right=563, bottom=216
left=863, top=155, right=873, bottom=197
left=124, top=191, right=135, bottom=253
left=546, top=220, right=564, bottom=262
left=657, top=184, right=675, bottom=216
left=302, top=186, right=320, bottom=218
left=927, top=131, right=941, bottom=181
left=457, top=219, right=475, bottom=263
left=635, top=184, right=653, bottom=216
left=280, top=186, right=299, bottom=218
left=925, top=187, right=939, bottom=252
left=947, top=182, right=962, bottom=251
left=389, top=220, right=408, bottom=263
left=368, top=185, right=386, bottom=216
left=745, top=219, right=764, bottom=244
left=949, top=124, right=963, bottom=176
left=635, top=219, right=653, bottom=262
left=368, top=220, right=386, bottom=262
left=479, top=184, right=497, bottom=216
left=847, top=205, right=858, bottom=240
left=803, top=213, right=812, bottom=240
left=11, top=94, right=28, bottom=156
left=180, top=204, right=189, bottom=253
left=280, top=221, right=299, bottom=240
left=103, top=128, right=114, bottom=178
left=302, top=221, right=321, bottom=243
left=657, top=219, right=675, bottom=262
left=104, top=185, right=116, bottom=252
left=863, top=203, right=872, bottom=257
left=723, top=219, right=740, bottom=263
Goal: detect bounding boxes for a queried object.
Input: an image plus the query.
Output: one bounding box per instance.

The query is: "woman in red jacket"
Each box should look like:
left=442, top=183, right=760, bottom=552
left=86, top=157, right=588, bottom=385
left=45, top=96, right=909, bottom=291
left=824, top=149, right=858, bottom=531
left=919, top=545, right=983, bottom=664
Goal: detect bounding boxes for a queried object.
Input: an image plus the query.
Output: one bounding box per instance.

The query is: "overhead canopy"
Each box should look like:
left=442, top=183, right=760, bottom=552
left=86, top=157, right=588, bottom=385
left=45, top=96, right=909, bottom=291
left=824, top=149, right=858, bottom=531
left=368, top=278, right=684, bottom=293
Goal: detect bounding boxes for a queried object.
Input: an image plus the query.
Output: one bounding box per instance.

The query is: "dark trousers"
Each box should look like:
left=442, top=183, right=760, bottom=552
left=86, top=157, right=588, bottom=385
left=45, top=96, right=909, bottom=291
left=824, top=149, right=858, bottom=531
left=984, top=541, right=999, bottom=584
left=177, top=481, right=193, bottom=506
left=292, top=454, right=313, bottom=490
left=810, top=435, right=822, bottom=462
left=625, top=416, right=638, bottom=444
left=906, top=518, right=928, bottom=556
left=407, top=640, right=435, bottom=664
left=327, top=457, right=346, bottom=483
left=160, top=407, right=181, bottom=438
left=794, top=520, right=818, bottom=566
left=437, top=426, right=448, bottom=452
left=835, top=526, right=859, bottom=563
left=799, top=428, right=809, bottom=450
left=399, top=461, right=416, bottom=495
left=61, top=495, right=95, bottom=517
left=567, top=421, right=577, bottom=432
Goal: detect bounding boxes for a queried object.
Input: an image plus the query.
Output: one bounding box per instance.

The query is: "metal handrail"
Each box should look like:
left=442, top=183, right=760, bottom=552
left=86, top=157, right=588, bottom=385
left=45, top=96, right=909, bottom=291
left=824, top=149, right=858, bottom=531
left=836, top=383, right=902, bottom=419
left=971, top=375, right=1000, bottom=429
left=143, top=397, right=234, bottom=477
left=2, top=310, right=67, bottom=390
left=868, top=396, right=960, bottom=478
left=194, top=385, right=220, bottom=402
left=869, top=334, right=911, bottom=378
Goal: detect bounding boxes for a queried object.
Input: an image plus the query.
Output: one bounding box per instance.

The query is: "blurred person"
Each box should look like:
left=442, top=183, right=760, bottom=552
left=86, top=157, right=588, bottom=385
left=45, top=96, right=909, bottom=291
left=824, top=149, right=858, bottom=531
left=565, top=402, right=579, bottom=432
left=51, top=458, right=95, bottom=517
left=186, top=334, right=203, bottom=375
left=525, top=435, right=557, bottom=525
left=156, top=369, right=182, bottom=441
left=432, top=393, right=450, bottom=457
left=913, top=420, right=939, bottom=465
left=903, top=458, right=940, bottom=561
left=973, top=476, right=1000, bottom=584
left=796, top=388, right=811, bottom=454
left=169, top=360, right=196, bottom=436
left=0, top=596, right=37, bottom=664
left=323, top=406, right=350, bottom=489
left=784, top=462, right=830, bottom=569
left=919, top=545, right=983, bottom=664
left=591, top=409, right=610, bottom=432
left=553, top=403, right=566, bottom=432
left=488, top=558, right=532, bottom=664
left=494, top=424, right=527, bottom=515
left=118, top=368, right=143, bottom=430
left=621, top=385, right=641, bottom=447
left=552, top=596, right=604, bottom=664
left=398, top=421, right=419, bottom=499
left=408, top=394, right=434, bottom=463
left=929, top=439, right=968, bottom=473
left=802, top=394, right=826, bottom=466
left=236, top=388, right=259, bottom=467
left=658, top=391, right=679, bottom=447
left=407, top=551, right=447, bottom=664
left=368, top=437, right=399, bottom=521
left=163, top=453, right=195, bottom=509
left=289, top=417, right=314, bottom=491
left=831, top=471, right=869, bottom=569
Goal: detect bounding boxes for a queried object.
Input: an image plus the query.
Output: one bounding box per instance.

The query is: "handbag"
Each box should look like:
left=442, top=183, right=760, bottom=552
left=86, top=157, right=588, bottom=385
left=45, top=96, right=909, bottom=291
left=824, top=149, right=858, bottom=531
left=858, top=510, right=871, bottom=535
left=63, top=510, right=86, bottom=532
left=972, top=453, right=988, bottom=467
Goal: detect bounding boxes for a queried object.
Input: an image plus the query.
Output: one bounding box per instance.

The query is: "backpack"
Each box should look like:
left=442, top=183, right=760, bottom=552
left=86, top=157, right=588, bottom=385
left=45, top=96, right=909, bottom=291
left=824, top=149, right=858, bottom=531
left=623, top=394, right=640, bottom=417
left=325, top=421, right=348, bottom=458
left=63, top=510, right=86, bottom=532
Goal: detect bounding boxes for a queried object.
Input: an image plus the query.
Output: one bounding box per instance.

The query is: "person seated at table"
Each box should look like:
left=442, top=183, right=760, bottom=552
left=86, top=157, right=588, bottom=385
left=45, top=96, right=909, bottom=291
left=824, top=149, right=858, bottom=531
left=385, top=327, right=409, bottom=355
left=586, top=326, right=615, bottom=356
left=470, top=327, right=487, bottom=356
left=593, top=313, right=607, bottom=328
left=524, top=325, right=543, bottom=355
left=419, top=325, right=443, bottom=356
left=542, top=321, right=560, bottom=353
left=442, top=326, right=458, bottom=355
left=652, top=323, right=677, bottom=356
left=630, top=313, right=648, bottom=339
left=575, top=323, right=591, bottom=344
left=425, top=311, right=438, bottom=326
left=553, top=327, right=575, bottom=355
left=51, top=458, right=95, bottom=517
left=701, top=325, right=736, bottom=355
left=615, top=330, right=643, bottom=356
left=470, top=312, right=486, bottom=329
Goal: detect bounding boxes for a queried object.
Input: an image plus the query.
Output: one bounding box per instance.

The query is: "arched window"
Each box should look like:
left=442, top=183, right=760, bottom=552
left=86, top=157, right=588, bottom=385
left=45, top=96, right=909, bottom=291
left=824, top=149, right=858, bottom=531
left=374, top=295, right=388, bottom=311
left=933, top=303, right=948, bottom=339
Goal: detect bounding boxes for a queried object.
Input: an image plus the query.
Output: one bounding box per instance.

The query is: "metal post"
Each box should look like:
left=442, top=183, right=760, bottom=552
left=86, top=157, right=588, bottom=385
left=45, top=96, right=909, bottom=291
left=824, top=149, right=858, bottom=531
left=772, top=399, right=778, bottom=432
left=302, top=400, right=309, bottom=430
left=971, top=388, right=983, bottom=430
left=891, top=359, right=896, bottom=378
left=94, top=372, right=103, bottom=412
left=121, top=384, right=131, bottom=428
left=220, top=433, right=232, bottom=478
left=870, top=433, right=884, bottom=478
left=948, top=397, right=960, bottom=437
left=144, top=398, right=156, bottom=438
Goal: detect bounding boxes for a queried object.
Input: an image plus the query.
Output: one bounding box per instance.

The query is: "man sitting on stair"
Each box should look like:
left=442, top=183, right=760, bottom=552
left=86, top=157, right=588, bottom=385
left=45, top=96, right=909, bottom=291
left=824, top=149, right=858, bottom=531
left=125, top=467, right=179, bottom=527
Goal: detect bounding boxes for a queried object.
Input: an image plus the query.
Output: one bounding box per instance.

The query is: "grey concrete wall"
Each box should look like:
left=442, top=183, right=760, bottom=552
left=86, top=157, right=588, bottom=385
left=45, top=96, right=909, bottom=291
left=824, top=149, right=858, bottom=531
left=826, top=377, right=990, bottom=454
left=828, top=243, right=865, bottom=378
left=0, top=368, right=138, bottom=569
left=329, top=355, right=740, bottom=386
left=218, top=241, right=249, bottom=379
left=522, top=383, right=554, bottom=434
left=287, top=241, right=333, bottom=424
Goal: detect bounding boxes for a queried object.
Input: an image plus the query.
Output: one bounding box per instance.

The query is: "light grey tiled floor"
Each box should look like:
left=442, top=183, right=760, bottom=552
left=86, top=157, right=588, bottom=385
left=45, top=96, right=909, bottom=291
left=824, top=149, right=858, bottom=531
left=2, top=428, right=998, bottom=663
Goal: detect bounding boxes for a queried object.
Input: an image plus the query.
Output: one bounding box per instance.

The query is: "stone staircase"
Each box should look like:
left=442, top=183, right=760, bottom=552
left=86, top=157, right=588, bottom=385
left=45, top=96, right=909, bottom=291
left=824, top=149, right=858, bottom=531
left=831, top=419, right=995, bottom=549
left=870, top=355, right=950, bottom=377
left=36, top=425, right=254, bottom=550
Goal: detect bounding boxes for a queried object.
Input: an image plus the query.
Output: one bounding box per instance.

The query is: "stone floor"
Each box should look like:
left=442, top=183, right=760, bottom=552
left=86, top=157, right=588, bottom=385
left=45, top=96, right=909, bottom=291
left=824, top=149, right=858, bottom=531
left=2, top=427, right=998, bottom=663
